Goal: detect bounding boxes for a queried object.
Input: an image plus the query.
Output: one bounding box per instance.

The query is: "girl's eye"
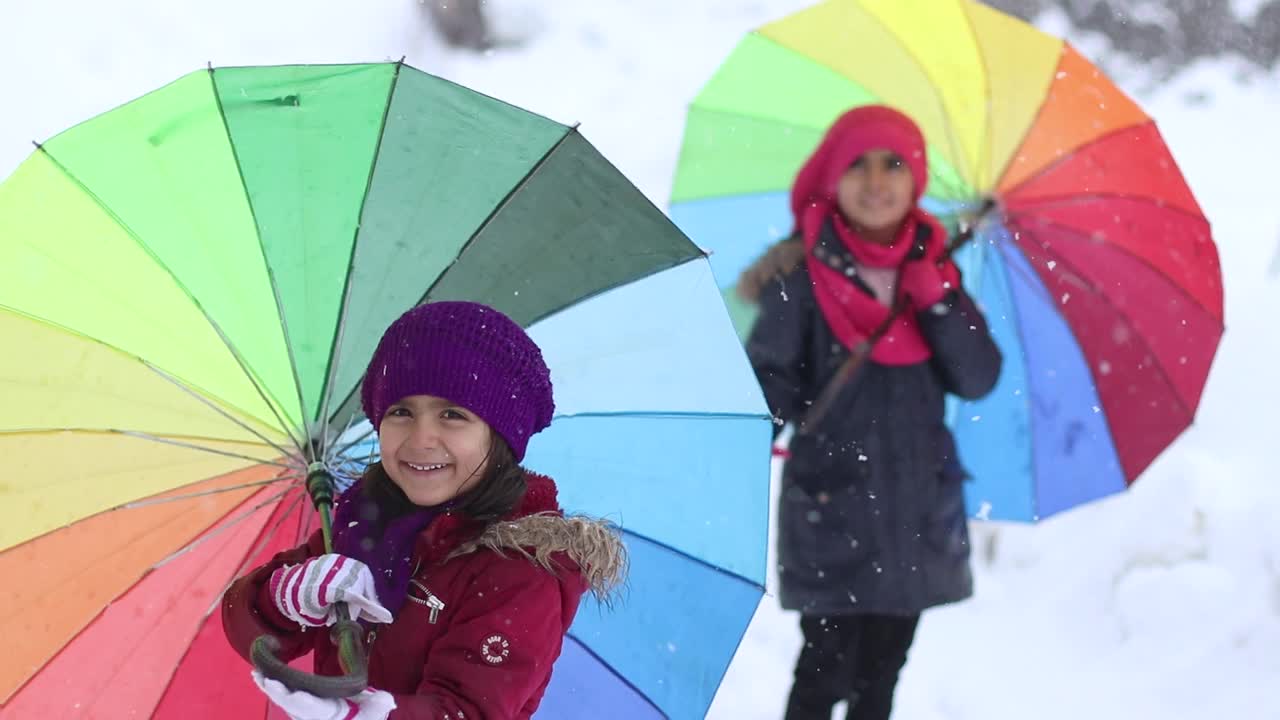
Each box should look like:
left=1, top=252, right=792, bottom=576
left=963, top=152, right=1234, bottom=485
left=885, top=155, right=904, bottom=169
left=442, top=409, right=468, bottom=421
left=386, top=407, right=411, bottom=418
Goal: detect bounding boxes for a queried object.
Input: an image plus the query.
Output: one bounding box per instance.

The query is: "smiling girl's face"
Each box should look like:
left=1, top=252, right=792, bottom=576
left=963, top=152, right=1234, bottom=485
left=377, top=394, right=492, bottom=507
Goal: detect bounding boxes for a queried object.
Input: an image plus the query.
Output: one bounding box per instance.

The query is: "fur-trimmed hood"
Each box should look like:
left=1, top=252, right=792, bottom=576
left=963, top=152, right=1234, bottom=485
left=736, top=236, right=805, bottom=303
left=421, top=472, right=627, bottom=601
left=451, top=512, right=628, bottom=602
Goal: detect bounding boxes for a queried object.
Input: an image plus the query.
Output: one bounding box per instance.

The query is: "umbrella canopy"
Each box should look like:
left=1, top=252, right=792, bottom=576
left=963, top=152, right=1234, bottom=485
left=669, top=0, right=1223, bottom=522
left=0, top=62, right=772, bottom=719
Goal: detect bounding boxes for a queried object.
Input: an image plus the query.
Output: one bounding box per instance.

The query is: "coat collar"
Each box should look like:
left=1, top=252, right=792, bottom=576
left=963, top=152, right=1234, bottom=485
left=416, top=472, right=561, bottom=564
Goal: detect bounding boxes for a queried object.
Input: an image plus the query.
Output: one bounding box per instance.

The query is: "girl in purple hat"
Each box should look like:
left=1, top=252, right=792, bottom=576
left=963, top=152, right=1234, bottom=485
left=222, top=301, right=626, bottom=720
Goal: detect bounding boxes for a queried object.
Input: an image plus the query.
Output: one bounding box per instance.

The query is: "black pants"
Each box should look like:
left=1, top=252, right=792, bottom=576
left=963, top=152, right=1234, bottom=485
left=783, top=613, right=920, bottom=720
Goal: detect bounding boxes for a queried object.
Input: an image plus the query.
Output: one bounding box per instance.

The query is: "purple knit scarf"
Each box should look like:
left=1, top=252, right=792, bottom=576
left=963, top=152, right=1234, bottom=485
left=331, top=478, right=441, bottom=618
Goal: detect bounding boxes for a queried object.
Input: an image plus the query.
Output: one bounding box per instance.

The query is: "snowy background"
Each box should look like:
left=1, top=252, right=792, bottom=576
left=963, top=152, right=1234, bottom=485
left=2, top=1, right=1277, bottom=717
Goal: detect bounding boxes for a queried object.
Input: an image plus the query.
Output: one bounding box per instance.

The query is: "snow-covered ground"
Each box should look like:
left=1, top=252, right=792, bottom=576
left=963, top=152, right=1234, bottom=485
left=2, top=1, right=1277, bottom=718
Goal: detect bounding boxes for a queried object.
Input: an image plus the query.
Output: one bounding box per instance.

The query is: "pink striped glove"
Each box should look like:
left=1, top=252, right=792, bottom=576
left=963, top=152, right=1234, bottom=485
left=268, top=554, right=393, bottom=627
left=253, top=671, right=395, bottom=720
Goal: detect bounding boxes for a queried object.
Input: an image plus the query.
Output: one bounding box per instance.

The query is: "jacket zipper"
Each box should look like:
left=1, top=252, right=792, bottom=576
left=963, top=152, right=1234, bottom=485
left=408, top=578, right=446, bottom=623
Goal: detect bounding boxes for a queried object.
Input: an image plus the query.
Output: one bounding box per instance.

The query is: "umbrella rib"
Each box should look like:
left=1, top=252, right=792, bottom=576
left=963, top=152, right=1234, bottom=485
left=73, top=485, right=302, bottom=719
left=550, top=409, right=771, bottom=421
left=1015, top=221, right=1221, bottom=421
left=558, top=634, right=670, bottom=718
left=323, top=122, right=578, bottom=427
left=1005, top=221, right=1197, bottom=441
left=326, top=128, right=711, bottom=425
left=206, top=488, right=309, bottom=616
left=111, top=429, right=301, bottom=468
left=996, top=118, right=1160, bottom=198
left=0, top=468, right=302, bottom=566
left=522, top=252, right=708, bottom=330
left=0, top=483, right=289, bottom=716
left=621, top=527, right=764, bottom=588
left=1004, top=190, right=1209, bottom=224
left=0, top=474, right=294, bottom=607
left=154, top=489, right=308, bottom=719
left=222, top=488, right=308, bottom=591
left=958, top=0, right=997, bottom=190
left=989, top=240, right=1048, bottom=520
left=315, top=61, right=405, bottom=457
left=0, top=305, right=296, bottom=459
left=417, top=126, right=577, bottom=304
left=153, top=485, right=297, bottom=569
left=142, top=360, right=302, bottom=460
left=34, top=144, right=308, bottom=452
left=206, top=66, right=312, bottom=450
left=116, top=474, right=300, bottom=510
left=322, top=409, right=376, bottom=471
left=986, top=39, right=1068, bottom=192
left=329, top=423, right=376, bottom=463
left=688, top=96, right=830, bottom=132
left=745, top=33, right=975, bottom=202
left=0, top=428, right=298, bottom=495
left=679, top=104, right=971, bottom=203
left=845, top=8, right=976, bottom=190
left=201, top=489, right=309, bottom=626
left=1008, top=213, right=1222, bottom=324
left=322, top=415, right=380, bottom=487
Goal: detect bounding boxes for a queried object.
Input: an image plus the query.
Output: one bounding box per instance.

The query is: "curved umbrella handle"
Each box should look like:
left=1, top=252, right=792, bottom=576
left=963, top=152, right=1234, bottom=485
left=250, top=463, right=372, bottom=698
left=250, top=604, right=369, bottom=699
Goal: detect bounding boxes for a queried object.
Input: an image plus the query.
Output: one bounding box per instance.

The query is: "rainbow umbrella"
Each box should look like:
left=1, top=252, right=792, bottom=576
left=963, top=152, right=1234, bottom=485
left=0, top=62, right=771, bottom=719
left=670, top=0, right=1223, bottom=521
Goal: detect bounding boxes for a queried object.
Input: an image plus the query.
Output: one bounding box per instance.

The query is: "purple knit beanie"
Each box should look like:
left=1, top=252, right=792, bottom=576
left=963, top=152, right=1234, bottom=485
left=361, top=301, right=555, bottom=461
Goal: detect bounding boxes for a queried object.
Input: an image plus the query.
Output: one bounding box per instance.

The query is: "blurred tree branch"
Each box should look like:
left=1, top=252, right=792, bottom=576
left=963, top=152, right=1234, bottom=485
left=422, top=0, right=491, bottom=51
left=984, top=0, right=1280, bottom=70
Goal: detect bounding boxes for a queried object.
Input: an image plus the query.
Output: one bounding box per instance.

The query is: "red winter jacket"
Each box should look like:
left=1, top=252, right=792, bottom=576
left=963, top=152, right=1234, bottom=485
left=222, top=474, right=625, bottom=719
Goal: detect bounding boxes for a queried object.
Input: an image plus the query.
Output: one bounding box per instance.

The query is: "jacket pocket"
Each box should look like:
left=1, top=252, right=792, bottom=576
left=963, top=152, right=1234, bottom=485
left=778, top=481, right=874, bottom=577
left=784, top=433, right=870, bottom=497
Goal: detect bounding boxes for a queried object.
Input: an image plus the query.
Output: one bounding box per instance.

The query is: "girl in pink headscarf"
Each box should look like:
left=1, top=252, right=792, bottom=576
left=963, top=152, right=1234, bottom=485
left=741, top=106, right=1002, bottom=720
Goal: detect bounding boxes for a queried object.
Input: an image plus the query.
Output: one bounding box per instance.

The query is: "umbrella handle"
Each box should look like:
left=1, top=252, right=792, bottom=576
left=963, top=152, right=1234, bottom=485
left=250, top=606, right=369, bottom=699
left=250, top=461, right=371, bottom=699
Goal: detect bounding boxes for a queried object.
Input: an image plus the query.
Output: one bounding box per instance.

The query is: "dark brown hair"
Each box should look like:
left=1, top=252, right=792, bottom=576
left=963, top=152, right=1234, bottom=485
left=362, top=432, right=527, bottom=523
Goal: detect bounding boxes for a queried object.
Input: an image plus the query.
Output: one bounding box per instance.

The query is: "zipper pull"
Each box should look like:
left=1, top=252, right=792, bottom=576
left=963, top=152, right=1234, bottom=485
left=409, top=578, right=447, bottom=623
left=426, top=592, right=445, bottom=624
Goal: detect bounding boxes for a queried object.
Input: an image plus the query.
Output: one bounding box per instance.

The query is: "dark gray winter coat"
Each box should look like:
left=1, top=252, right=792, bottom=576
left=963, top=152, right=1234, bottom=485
left=746, top=241, right=1001, bottom=616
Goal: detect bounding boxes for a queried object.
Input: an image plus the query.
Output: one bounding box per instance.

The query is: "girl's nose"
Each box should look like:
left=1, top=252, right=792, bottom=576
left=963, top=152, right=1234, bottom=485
left=865, top=165, right=887, bottom=190
left=407, top=418, right=441, bottom=447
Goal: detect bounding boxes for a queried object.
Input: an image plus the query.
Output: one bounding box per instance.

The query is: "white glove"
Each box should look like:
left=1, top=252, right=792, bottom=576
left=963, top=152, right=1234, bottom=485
left=253, top=671, right=396, bottom=720
left=268, top=553, right=393, bottom=627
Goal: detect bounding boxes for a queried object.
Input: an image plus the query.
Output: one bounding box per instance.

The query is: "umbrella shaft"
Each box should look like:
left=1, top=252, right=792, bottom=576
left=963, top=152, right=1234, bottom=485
left=319, top=502, right=335, bottom=554
left=306, top=462, right=337, bottom=553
